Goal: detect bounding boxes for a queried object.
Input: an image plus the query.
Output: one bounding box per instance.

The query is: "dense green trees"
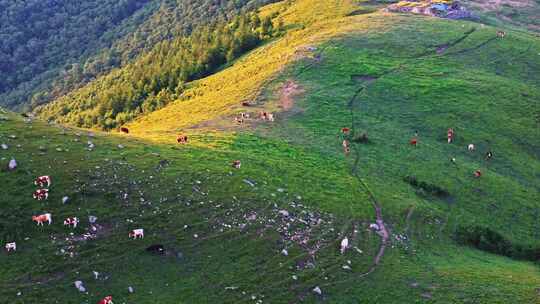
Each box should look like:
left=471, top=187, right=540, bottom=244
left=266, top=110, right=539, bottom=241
left=0, top=0, right=153, bottom=108
left=36, top=11, right=283, bottom=130
left=0, top=0, right=275, bottom=110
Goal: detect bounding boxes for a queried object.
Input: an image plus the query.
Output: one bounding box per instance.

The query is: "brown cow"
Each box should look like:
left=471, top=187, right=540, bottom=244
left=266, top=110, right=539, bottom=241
left=177, top=135, right=188, bottom=144
left=120, top=127, right=129, bottom=134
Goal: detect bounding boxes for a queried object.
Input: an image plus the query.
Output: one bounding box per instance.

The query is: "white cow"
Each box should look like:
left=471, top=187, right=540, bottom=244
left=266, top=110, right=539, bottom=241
left=5, top=242, right=16, bottom=252
left=129, top=228, right=144, bottom=239
left=468, top=144, right=475, bottom=151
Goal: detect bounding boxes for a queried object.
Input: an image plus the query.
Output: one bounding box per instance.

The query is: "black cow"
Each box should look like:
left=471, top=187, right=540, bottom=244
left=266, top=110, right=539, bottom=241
left=146, top=244, right=165, bottom=255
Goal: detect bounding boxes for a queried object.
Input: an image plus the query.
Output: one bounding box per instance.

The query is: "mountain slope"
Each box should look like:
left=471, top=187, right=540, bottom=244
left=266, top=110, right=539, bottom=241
left=0, top=0, right=273, bottom=110
left=2, top=0, right=540, bottom=303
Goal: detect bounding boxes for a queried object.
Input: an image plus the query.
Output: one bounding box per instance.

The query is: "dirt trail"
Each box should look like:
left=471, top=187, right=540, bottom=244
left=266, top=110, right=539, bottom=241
left=346, top=82, right=390, bottom=277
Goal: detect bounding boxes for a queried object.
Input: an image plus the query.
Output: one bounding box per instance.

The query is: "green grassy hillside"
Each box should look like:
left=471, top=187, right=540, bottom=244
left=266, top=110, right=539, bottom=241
left=2, top=0, right=540, bottom=303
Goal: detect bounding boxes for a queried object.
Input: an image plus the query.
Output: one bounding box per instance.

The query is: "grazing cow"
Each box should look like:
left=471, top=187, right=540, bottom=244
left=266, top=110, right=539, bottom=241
left=146, top=244, right=165, bottom=255
left=468, top=143, right=475, bottom=151
left=485, top=151, right=493, bottom=160
left=232, top=160, right=241, bottom=169
left=98, top=295, right=113, bottom=304
left=341, top=127, right=350, bottom=135
left=33, top=189, right=49, bottom=200
left=120, top=127, right=129, bottom=134
left=34, top=176, right=51, bottom=188
left=447, top=128, right=454, bottom=143
left=5, top=242, right=16, bottom=252
left=410, top=138, right=418, bottom=146
left=234, top=117, right=244, bottom=124
left=342, top=140, right=350, bottom=149
left=32, top=213, right=52, bottom=226
left=340, top=237, right=349, bottom=254
left=259, top=111, right=267, bottom=120
left=177, top=135, right=188, bottom=144
left=242, top=101, right=252, bottom=107
left=64, top=217, right=79, bottom=228
left=344, top=146, right=350, bottom=155
left=129, top=229, right=144, bottom=239
left=240, top=112, right=250, bottom=119
left=474, top=170, right=482, bottom=178
left=497, top=31, right=506, bottom=38
left=267, top=113, right=275, bottom=122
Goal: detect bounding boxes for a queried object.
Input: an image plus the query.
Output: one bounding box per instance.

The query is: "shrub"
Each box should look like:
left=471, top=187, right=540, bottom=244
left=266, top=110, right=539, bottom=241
left=455, top=225, right=540, bottom=262
left=403, top=175, right=450, bottom=198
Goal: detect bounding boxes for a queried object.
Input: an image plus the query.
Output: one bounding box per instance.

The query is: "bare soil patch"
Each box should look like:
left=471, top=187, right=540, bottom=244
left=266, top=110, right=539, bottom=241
left=279, top=80, right=305, bottom=111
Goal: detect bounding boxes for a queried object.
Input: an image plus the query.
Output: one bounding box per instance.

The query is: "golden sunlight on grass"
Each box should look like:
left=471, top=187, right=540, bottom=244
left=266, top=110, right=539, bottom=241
left=127, top=0, right=396, bottom=144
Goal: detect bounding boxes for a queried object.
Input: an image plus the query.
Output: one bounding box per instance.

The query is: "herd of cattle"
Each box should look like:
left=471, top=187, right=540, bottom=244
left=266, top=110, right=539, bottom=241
left=3, top=173, right=141, bottom=304
left=3, top=112, right=494, bottom=302
left=2, top=135, right=248, bottom=302
left=406, top=127, right=493, bottom=177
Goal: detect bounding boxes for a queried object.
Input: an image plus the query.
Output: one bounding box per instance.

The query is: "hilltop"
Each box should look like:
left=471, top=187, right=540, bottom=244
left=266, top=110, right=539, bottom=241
left=1, top=0, right=540, bottom=303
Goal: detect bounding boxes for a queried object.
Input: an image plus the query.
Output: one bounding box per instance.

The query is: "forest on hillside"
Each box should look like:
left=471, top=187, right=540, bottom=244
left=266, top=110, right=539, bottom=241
left=36, top=11, right=284, bottom=130
left=0, top=0, right=275, bottom=110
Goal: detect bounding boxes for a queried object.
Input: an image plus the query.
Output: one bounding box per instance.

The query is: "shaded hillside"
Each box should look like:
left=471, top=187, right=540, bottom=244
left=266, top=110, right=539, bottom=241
left=0, top=0, right=274, bottom=110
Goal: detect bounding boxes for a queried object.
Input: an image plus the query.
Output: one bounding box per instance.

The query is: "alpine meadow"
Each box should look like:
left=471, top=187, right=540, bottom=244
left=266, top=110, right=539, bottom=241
left=0, top=0, right=539, bottom=303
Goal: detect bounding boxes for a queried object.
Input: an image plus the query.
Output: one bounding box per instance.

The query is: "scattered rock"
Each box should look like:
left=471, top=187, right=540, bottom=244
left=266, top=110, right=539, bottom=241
left=74, top=280, right=86, bottom=293
left=421, top=292, right=433, bottom=299
left=313, top=286, right=322, bottom=295
left=128, top=286, right=134, bottom=293
left=369, top=223, right=380, bottom=230
left=278, top=210, right=289, bottom=217
left=8, top=158, right=17, bottom=170
left=243, top=179, right=256, bottom=187
left=281, top=249, right=289, bottom=256
left=62, top=196, right=69, bottom=204
left=1, top=143, right=7, bottom=150
left=88, top=216, right=97, bottom=224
